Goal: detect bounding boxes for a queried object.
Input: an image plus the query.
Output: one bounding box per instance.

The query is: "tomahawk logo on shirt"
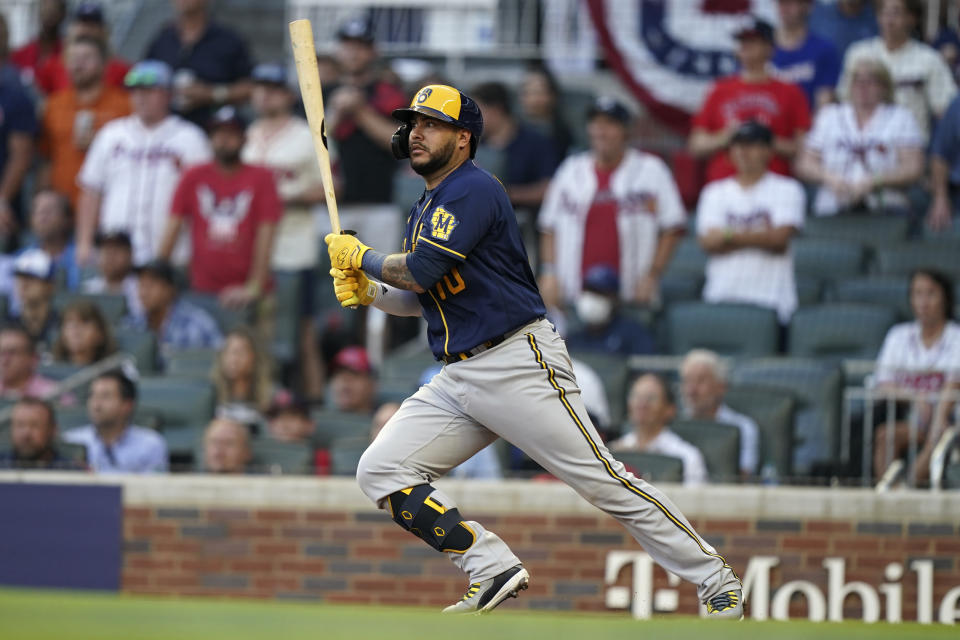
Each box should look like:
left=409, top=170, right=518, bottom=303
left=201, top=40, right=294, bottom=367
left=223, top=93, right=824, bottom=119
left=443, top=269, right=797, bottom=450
left=198, top=186, right=253, bottom=243
left=430, top=206, right=458, bottom=241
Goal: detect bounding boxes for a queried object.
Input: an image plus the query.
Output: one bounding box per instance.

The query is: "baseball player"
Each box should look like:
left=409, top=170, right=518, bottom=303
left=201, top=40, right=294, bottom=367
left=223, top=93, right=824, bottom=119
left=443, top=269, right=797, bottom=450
left=325, top=85, right=742, bottom=616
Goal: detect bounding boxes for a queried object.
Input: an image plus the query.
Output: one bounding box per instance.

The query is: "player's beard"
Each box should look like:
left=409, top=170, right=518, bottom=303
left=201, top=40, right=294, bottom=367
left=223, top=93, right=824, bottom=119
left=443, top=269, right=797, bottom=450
left=410, top=137, right=456, bottom=177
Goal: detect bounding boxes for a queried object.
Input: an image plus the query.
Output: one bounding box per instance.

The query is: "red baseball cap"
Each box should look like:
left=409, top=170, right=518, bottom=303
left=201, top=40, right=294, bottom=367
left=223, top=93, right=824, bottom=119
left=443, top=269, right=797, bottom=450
left=332, top=346, right=373, bottom=376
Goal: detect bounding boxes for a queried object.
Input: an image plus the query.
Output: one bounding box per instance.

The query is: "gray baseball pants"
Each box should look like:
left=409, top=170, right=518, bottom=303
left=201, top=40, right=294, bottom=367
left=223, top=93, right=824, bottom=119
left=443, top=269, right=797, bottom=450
left=356, top=318, right=740, bottom=601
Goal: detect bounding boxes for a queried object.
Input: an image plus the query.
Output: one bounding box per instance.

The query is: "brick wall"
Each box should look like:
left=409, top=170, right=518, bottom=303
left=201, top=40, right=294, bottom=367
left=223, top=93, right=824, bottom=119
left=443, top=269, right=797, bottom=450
left=121, top=505, right=960, bottom=620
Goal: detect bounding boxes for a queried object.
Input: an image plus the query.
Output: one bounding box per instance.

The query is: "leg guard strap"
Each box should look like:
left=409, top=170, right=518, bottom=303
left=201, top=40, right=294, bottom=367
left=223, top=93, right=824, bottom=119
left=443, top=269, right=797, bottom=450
left=387, top=485, right=476, bottom=553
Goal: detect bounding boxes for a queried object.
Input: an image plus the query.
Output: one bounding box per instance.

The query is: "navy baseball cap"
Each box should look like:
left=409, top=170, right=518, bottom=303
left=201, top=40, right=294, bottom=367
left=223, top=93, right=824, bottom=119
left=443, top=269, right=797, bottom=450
left=587, top=96, right=631, bottom=126
left=583, top=264, right=620, bottom=295
left=730, top=120, right=773, bottom=145
left=207, top=105, right=247, bottom=132
left=124, top=60, right=173, bottom=89
left=337, top=18, right=375, bottom=44
left=74, top=1, right=105, bottom=23
left=734, top=16, right=775, bottom=42
left=136, top=259, right=177, bottom=286
left=252, top=63, right=290, bottom=87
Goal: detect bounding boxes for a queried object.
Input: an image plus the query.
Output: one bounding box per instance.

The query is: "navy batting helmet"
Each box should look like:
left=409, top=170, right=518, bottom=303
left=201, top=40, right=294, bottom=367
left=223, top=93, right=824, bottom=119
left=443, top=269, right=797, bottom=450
left=391, top=84, right=483, bottom=160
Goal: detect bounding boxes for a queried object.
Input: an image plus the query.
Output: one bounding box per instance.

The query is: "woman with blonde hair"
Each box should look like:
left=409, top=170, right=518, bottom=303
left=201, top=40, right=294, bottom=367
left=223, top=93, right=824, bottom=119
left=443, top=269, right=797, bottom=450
left=210, top=327, right=275, bottom=422
left=52, top=300, right=116, bottom=366
left=798, top=56, right=924, bottom=215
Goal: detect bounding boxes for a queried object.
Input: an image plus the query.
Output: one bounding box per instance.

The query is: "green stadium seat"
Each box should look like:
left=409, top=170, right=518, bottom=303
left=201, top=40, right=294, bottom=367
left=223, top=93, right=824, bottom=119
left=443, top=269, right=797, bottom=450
left=874, top=244, right=960, bottom=279
left=250, top=438, right=313, bottom=475
left=731, top=358, right=842, bottom=475
left=672, top=419, right=741, bottom=483
left=37, top=362, right=83, bottom=381
left=829, top=276, right=911, bottom=319
left=788, top=303, right=897, bottom=359
left=664, top=237, right=708, bottom=278
left=796, top=274, right=822, bottom=307
left=311, top=409, right=372, bottom=448
left=329, top=436, right=369, bottom=476
left=723, top=386, right=796, bottom=479
left=137, top=377, right=216, bottom=455
left=667, top=302, right=779, bottom=357
left=568, top=350, right=629, bottom=428
left=56, top=406, right=92, bottom=431
left=166, top=348, right=219, bottom=378
left=380, top=348, right=438, bottom=392
left=614, top=451, right=684, bottom=483
left=803, top=215, right=908, bottom=248
left=792, top=237, right=865, bottom=280
left=944, top=460, right=960, bottom=489
left=53, top=292, right=127, bottom=323
left=660, top=273, right=702, bottom=305
left=393, top=169, right=425, bottom=211
left=180, top=292, right=252, bottom=333
left=270, top=271, right=302, bottom=365
left=113, top=327, right=158, bottom=373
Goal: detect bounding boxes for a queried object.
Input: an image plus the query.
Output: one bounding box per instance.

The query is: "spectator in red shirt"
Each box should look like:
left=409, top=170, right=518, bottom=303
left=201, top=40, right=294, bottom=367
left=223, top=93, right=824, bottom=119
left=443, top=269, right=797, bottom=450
left=9, top=0, right=66, bottom=85
left=33, top=2, right=132, bottom=96
left=159, top=106, right=280, bottom=311
left=689, top=16, right=811, bottom=183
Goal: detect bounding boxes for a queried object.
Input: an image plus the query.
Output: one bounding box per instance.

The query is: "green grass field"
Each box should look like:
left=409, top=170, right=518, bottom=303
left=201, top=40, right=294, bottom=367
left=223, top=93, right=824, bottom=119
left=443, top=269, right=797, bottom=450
left=0, top=588, right=952, bottom=640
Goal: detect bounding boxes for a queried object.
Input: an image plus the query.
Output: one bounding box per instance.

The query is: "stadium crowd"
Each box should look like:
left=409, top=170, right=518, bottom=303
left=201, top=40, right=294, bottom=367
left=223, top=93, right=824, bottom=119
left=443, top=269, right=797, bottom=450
left=0, top=0, right=958, bottom=489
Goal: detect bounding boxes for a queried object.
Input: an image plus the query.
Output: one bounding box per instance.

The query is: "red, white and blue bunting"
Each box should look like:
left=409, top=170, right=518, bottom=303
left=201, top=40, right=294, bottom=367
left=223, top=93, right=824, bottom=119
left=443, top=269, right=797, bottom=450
left=585, top=0, right=777, bottom=132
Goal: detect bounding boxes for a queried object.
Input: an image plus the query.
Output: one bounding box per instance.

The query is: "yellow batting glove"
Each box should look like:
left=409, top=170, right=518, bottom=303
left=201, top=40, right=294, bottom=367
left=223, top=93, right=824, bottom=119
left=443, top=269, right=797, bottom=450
left=325, top=232, right=370, bottom=271
left=330, top=267, right=378, bottom=308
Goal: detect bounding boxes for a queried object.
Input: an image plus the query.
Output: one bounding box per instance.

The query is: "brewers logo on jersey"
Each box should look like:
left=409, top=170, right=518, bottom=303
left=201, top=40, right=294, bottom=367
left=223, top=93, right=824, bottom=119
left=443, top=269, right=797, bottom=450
left=430, top=207, right=458, bottom=241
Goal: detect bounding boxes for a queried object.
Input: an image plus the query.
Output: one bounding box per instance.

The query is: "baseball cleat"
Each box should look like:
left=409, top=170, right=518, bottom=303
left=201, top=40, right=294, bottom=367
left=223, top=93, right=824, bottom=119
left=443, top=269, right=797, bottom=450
left=442, top=565, right=529, bottom=614
left=704, top=589, right=744, bottom=619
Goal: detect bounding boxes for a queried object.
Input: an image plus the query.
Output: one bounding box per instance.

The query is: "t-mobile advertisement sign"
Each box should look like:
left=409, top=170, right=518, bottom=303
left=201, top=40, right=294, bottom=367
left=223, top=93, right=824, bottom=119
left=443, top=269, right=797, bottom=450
left=0, top=482, right=122, bottom=590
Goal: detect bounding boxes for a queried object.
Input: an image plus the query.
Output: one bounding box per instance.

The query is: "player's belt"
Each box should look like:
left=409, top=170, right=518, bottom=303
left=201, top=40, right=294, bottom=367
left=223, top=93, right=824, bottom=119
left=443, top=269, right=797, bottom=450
left=441, top=316, right=545, bottom=365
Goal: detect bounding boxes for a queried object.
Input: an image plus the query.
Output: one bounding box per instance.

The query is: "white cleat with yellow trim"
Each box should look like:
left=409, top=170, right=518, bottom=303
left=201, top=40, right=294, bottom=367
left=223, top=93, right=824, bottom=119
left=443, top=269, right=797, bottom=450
left=442, top=565, right=529, bottom=614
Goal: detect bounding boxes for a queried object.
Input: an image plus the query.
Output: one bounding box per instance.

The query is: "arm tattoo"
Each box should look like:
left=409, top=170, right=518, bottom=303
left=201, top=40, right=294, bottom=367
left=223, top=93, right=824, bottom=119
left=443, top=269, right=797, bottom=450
left=381, top=254, right=424, bottom=292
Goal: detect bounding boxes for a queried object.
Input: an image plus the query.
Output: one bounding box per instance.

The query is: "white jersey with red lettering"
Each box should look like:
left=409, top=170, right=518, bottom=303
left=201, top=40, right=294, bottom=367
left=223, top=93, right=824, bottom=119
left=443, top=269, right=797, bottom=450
left=78, top=114, right=211, bottom=265
left=696, top=172, right=805, bottom=323
left=875, top=321, right=960, bottom=392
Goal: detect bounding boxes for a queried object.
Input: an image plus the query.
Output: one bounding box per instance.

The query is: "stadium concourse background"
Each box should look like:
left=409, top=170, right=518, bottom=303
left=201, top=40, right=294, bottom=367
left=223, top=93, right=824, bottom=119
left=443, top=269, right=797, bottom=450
left=2, top=472, right=960, bottom=625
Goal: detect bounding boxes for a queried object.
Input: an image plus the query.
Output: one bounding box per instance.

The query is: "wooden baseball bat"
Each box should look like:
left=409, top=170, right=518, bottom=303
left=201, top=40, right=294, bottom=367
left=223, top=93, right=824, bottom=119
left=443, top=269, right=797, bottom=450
left=289, top=19, right=341, bottom=234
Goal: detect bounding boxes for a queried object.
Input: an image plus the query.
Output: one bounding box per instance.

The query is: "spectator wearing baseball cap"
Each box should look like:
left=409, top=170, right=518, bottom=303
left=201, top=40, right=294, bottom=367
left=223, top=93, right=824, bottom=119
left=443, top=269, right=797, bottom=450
left=565, top=264, right=657, bottom=357
left=124, top=259, right=223, bottom=360
left=689, top=15, right=811, bottom=183
left=538, top=95, right=686, bottom=322
left=244, top=61, right=327, bottom=403
left=327, top=18, right=408, bottom=254
left=144, top=0, right=253, bottom=126
left=82, top=230, right=144, bottom=319
left=330, top=346, right=377, bottom=415
left=697, top=120, right=805, bottom=324
left=159, top=104, right=281, bottom=318
left=10, top=249, right=58, bottom=349
left=32, top=2, right=133, bottom=95
left=75, top=58, right=211, bottom=267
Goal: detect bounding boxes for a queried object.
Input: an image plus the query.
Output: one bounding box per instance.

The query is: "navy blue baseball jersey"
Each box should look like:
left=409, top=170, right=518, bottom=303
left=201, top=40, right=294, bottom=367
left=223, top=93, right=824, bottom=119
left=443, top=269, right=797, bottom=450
left=402, top=161, right=545, bottom=359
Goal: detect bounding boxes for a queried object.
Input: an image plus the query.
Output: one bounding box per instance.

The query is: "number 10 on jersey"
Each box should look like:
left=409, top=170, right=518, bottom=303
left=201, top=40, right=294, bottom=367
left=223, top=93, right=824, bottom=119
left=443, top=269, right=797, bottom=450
left=434, top=267, right=465, bottom=300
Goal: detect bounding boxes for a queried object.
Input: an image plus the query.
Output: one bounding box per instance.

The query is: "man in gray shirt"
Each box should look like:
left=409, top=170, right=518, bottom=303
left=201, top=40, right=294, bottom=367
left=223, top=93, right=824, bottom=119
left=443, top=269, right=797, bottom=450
left=64, top=370, right=168, bottom=473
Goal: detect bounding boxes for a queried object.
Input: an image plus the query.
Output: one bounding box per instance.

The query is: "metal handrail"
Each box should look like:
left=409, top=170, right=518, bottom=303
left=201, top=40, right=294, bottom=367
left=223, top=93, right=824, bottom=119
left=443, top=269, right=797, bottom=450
left=841, top=386, right=960, bottom=489
left=0, top=352, right=136, bottom=425
left=930, top=426, right=959, bottom=491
